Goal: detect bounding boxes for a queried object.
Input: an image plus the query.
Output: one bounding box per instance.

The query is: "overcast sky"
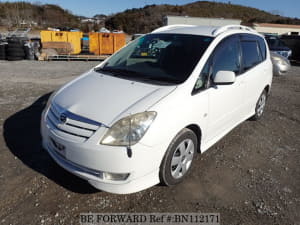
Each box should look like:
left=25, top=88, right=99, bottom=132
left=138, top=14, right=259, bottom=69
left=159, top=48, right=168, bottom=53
left=4, top=0, right=300, bottom=18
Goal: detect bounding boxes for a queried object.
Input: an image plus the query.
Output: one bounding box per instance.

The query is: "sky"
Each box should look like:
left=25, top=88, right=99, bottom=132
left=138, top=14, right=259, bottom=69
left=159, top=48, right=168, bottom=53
left=3, top=0, right=300, bottom=18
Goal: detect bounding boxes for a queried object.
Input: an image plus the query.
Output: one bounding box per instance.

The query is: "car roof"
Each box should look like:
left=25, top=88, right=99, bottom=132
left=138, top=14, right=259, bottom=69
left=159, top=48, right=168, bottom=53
left=152, top=24, right=259, bottom=37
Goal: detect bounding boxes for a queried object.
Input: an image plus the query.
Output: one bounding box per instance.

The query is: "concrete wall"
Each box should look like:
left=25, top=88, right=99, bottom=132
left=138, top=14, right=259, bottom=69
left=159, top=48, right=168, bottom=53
left=254, top=26, right=300, bottom=35
left=164, top=16, right=241, bottom=26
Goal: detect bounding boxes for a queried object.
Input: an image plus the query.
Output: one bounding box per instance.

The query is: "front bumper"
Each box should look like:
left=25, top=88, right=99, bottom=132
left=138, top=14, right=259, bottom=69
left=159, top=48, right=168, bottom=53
left=273, top=63, right=290, bottom=76
left=41, top=110, right=167, bottom=194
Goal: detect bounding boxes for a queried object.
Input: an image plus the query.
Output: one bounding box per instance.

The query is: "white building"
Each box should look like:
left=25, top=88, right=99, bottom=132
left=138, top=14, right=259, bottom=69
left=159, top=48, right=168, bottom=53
left=164, top=16, right=241, bottom=26
left=253, top=23, right=300, bottom=35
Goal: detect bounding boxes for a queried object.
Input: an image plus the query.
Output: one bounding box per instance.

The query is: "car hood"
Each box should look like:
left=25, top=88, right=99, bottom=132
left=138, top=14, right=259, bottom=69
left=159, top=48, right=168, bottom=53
left=53, top=70, right=176, bottom=126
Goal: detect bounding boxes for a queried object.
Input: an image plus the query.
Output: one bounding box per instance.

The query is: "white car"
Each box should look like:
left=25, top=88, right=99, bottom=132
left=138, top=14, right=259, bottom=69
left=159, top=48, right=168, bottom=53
left=41, top=25, right=273, bottom=194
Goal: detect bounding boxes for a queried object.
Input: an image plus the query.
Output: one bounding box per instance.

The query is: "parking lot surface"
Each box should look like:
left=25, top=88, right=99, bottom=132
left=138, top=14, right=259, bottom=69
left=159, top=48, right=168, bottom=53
left=0, top=61, right=299, bottom=225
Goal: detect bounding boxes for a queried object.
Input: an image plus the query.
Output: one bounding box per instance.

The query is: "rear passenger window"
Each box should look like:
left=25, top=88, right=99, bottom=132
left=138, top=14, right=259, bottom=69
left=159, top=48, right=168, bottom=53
left=241, top=41, right=261, bottom=71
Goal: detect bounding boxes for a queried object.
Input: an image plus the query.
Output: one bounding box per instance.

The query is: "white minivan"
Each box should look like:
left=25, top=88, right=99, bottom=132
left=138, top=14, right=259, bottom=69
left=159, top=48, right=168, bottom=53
left=41, top=25, right=273, bottom=194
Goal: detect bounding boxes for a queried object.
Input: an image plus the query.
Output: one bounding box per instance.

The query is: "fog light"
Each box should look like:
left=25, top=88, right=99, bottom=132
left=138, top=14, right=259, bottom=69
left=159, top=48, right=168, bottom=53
left=103, top=172, right=130, bottom=181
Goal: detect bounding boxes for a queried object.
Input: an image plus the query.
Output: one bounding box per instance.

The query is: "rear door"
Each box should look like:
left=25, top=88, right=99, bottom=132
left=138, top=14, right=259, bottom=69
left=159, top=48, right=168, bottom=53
left=239, top=34, right=269, bottom=115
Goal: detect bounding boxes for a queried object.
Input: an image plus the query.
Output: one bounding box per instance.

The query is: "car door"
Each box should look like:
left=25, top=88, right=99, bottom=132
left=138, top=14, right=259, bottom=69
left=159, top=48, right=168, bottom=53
left=205, top=35, right=245, bottom=142
left=239, top=34, right=269, bottom=115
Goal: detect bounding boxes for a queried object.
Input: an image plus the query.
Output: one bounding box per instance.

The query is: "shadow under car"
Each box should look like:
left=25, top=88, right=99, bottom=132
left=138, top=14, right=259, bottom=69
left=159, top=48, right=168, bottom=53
left=3, top=92, right=98, bottom=194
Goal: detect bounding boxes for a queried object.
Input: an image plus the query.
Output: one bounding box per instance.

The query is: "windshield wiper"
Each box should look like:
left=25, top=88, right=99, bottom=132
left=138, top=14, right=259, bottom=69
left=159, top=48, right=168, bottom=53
left=95, top=67, right=179, bottom=84
left=95, top=67, right=142, bottom=77
left=95, top=67, right=122, bottom=75
left=146, top=76, right=181, bottom=84
left=95, top=67, right=147, bottom=78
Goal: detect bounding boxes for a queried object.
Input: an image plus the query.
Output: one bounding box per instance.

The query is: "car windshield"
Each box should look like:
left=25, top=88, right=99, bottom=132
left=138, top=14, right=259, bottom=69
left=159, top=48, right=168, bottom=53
left=265, top=36, right=287, bottom=48
left=95, top=33, right=213, bottom=85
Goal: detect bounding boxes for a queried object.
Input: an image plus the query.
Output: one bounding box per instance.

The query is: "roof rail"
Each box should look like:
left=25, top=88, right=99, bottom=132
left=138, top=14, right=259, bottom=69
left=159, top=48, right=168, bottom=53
left=212, top=25, right=256, bottom=36
left=152, top=24, right=195, bottom=33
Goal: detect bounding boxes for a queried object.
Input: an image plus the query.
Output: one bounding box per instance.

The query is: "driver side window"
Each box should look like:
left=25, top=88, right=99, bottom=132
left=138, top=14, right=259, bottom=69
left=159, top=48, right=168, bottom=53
left=193, top=35, right=241, bottom=94
left=211, top=35, right=241, bottom=80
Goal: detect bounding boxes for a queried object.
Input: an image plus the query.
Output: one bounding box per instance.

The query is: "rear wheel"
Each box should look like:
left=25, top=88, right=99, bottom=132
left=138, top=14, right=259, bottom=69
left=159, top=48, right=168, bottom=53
left=251, top=90, right=267, bottom=120
left=159, top=128, right=197, bottom=186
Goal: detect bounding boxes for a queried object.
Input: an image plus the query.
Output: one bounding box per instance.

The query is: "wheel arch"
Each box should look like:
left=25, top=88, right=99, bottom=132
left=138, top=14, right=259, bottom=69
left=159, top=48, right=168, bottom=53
left=264, top=85, right=271, bottom=95
left=186, top=124, right=202, bottom=153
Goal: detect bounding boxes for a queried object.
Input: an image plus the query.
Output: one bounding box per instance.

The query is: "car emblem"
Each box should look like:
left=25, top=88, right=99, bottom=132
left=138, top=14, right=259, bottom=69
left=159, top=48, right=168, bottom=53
left=60, top=113, right=67, bottom=123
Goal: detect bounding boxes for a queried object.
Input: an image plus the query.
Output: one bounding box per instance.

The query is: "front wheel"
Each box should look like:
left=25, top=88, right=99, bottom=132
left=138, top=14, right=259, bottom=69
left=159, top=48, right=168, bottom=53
left=159, top=128, right=197, bottom=186
left=251, top=90, right=267, bottom=121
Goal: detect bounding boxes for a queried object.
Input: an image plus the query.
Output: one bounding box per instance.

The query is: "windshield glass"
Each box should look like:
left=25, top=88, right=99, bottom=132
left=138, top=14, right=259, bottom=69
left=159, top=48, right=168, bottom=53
left=265, top=36, right=286, bottom=48
left=95, top=33, right=213, bottom=85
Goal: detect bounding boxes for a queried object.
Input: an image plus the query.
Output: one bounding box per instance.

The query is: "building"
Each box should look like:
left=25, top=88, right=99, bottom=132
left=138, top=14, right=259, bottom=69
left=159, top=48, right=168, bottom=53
left=253, top=23, right=300, bottom=35
left=163, top=16, right=241, bottom=26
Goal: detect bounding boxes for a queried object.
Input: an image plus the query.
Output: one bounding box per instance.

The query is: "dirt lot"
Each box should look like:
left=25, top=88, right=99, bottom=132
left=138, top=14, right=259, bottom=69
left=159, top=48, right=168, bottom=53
left=0, top=60, right=299, bottom=225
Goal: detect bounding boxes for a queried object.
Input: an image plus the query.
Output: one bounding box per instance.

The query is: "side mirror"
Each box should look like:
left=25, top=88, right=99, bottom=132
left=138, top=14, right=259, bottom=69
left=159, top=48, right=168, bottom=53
left=213, top=71, right=236, bottom=85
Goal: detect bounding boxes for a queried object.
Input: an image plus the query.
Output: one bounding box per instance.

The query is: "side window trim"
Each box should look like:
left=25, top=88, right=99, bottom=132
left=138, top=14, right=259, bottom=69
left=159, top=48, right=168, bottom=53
left=256, top=40, right=263, bottom=62
left=236, top=35, right=243, bottom=76
left=257, top=37, right=267, bottom=62
left=191, top=58, right=212, bottom=95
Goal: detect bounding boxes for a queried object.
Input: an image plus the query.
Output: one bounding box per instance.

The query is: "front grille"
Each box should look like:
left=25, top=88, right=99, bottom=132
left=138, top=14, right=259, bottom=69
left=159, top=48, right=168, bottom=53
left=46, top=103, right=102, bottom=142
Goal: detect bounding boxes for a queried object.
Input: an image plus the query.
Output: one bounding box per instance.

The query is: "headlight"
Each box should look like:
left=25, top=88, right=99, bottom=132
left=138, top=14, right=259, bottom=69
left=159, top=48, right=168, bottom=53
left=272, top=56, right=281, bottom=62
left=100, top=111, right=157, bottom=146
left=272, top=56, right=287, bottom=66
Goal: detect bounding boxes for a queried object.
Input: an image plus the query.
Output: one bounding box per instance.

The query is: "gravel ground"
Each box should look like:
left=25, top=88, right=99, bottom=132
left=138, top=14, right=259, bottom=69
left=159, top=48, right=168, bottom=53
left=0, top=60, right=299, bottom=225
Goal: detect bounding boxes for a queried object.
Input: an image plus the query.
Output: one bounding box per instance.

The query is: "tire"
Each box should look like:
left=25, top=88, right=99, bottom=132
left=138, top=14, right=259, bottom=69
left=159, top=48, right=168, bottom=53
left=8, top=53, right=25, bottom=58
left=159, top=128, right=197, bottom=186
left=0, top=44, right=5, bottom=55
left=7, top=37, right=27, bottom=49
left=7, top=43, right=23, bottom=48
left=7, top=52, right=25, bottom=57
left=7, top=39, right=21, bottom=44
left=6, top=56, right=23, bottom=61
left=251, top=90, right=267, bottom=121
left=7, top=48, right=25, bottom=57
left=24, top=46, right=34, bottom=60
left=7, top=47, right=25, bottom=53
left=6, top=48, right=25, bottom=58
left=7, top=38, right=27, bottom=44
left=0, top=45, right=6, bottom=60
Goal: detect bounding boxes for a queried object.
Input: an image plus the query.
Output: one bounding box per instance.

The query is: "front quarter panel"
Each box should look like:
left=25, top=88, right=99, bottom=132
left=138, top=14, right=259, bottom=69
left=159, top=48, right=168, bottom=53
left=140, top=87, right=209, bottom=152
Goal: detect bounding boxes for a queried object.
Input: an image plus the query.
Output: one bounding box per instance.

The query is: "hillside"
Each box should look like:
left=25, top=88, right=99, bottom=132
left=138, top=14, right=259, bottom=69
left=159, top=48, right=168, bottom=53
left=1, top=1, right=300, bottom=34
left=0, top=2, right=79, bottom=28
left=105, top=1, right=300, bottom=34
